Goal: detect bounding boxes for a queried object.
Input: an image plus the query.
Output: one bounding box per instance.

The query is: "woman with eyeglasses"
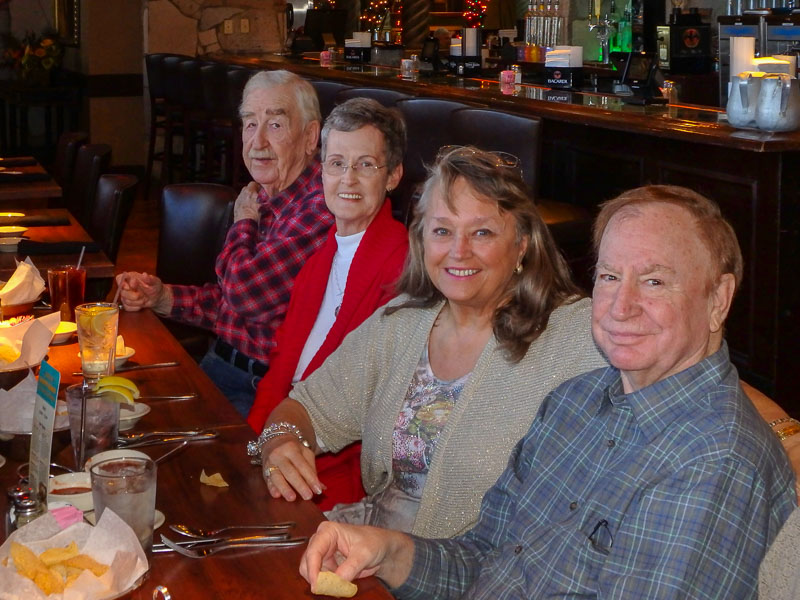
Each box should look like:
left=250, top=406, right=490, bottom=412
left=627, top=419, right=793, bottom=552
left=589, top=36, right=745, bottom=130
left=251, top=145, right=606, bottom=538
left=246, top=97, right=408, bottom=510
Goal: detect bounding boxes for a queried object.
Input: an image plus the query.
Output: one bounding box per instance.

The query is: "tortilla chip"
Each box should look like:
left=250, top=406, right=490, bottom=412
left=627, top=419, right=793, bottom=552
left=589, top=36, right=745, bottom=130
left=311, top=571, right=358, bottom=598
left=62, top=554, right=109, bottom=577
left=200, top=469, right=229, bottom=487
left=10, top=541, right=43, bottom=580
left=34, top=567, right=65, bottom=595
left=39, top=541, right=79, bottom=566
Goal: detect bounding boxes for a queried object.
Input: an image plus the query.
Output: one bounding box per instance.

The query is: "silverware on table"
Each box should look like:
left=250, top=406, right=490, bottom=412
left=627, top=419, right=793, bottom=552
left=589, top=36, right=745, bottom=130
left=158, top=534, right=307, bottom=557
left=120, top=430, right=206, bottom=441
left=152, top=532, right=291, bottom=552
left=169, top=522, right=296, bottom=539
left=138, top=394, right=198, bottom=402
left=72, top=361, right=180, bottom=376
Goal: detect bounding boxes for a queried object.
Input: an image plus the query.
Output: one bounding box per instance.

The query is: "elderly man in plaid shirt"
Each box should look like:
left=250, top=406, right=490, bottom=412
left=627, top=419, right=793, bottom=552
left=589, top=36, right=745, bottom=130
left=117, top=70, right=333, bottom=415
left=299, top=185, right=796, bottom=600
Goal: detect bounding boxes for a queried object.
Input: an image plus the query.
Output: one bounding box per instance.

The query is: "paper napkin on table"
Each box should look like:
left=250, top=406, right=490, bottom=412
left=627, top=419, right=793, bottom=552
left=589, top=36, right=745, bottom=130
left=0, top=258, right=45, bottom=306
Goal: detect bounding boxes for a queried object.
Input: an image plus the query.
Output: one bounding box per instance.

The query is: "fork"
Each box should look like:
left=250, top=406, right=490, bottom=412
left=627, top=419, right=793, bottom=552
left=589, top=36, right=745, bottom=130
left=152, top=533, right=290, bottom=553
left=159, top=534, right=307, bottom=557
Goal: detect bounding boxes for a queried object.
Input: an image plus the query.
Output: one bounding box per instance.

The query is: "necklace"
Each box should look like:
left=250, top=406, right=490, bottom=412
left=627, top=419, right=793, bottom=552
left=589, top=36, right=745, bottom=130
left=331, top=251, right=346, bottom=317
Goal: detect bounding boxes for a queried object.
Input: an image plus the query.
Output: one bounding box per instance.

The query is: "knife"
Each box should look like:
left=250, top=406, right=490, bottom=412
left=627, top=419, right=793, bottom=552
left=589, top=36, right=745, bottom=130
left=152, top=533, right=291, bottom=553
left=138, top=394, right=198, bottom=401
left=117, top=431, right=219, bottom=448
left=72, top=361, right=180, bottom=376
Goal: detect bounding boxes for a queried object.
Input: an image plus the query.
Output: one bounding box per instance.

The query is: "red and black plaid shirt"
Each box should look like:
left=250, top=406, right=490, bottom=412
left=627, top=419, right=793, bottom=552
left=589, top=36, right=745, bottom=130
left=169, top=160, right=332, bottom=364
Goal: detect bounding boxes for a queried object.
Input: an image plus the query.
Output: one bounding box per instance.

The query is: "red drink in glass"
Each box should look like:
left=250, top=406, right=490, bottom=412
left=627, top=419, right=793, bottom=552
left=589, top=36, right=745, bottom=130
left=48, top=266, right=86, bottom=321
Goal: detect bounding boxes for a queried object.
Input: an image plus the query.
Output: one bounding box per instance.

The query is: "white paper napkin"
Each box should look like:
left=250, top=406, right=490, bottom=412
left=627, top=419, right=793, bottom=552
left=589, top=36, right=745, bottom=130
left=0, top=258, right=46, bottom=306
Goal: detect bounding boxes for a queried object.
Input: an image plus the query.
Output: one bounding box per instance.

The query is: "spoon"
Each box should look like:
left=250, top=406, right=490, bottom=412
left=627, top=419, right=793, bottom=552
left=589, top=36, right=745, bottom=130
left=169, top=522, right=295, bottom=539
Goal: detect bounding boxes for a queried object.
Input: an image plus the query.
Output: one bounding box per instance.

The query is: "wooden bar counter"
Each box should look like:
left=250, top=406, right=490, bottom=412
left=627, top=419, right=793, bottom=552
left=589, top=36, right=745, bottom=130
left=215, top=52, right=800, bottom=414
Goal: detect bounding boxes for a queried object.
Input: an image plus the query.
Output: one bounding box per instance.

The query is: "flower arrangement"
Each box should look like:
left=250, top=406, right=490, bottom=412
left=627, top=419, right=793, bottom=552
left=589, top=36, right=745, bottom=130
left=2, top=31, right=63, bottom=85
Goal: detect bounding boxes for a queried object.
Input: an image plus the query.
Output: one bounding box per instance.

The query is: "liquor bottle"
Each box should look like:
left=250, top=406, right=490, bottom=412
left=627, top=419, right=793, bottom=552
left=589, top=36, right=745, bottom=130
left=524, top=2, right=537, bottom=46
left=552, top=0, right=564, bottom=47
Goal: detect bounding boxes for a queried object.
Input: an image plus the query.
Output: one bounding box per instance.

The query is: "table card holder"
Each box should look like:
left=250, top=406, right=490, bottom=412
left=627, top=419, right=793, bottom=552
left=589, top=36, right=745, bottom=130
left=28, top=360, right=60, bottom=504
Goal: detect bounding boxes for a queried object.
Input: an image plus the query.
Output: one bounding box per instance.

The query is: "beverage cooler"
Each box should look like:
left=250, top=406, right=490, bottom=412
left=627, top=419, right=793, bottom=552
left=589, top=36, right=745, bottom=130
left=718, top=14, right=800, bottom=105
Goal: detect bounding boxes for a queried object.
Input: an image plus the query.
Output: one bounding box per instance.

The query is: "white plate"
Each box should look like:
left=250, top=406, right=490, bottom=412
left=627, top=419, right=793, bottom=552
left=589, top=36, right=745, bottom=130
left=48, top=472, right=93, bottom=511
left=0, top=237, right=22, bottom=252
left=51, top=321, right=77, bottom=344
left=0, top=225, right=26, bottom=237
left=115, top=346, right=135, bottom=368
left=77, top=346, right=136, bottom=368
left=85, top=508, right=164, bottom=530
left=118, top=402, right=151, bottom=431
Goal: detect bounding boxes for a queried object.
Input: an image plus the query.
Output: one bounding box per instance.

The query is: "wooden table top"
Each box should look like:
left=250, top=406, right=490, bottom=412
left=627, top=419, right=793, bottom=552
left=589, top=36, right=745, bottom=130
left=0, top=158, right=61, bottom=202
left=0, top=208, right=114, bottom=280
left=0, top=309, right=393, bottom=599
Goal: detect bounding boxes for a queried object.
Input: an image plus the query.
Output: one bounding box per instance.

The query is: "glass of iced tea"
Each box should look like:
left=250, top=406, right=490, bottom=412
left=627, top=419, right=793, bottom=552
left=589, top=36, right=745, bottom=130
left=75, top=302, right=119, bottom=388
left=48, top=266, right=86, bottom=322
left=90, top=456, right=157, bottom=552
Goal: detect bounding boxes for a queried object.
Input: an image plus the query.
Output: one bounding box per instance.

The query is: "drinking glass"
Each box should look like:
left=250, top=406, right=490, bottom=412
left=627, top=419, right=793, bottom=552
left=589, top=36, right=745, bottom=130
left=75, top=302, right=119, bottom=387
left=90, top=457, right=157, bottom=552
left=65, top=384, right=119, bottom=469
left=48, top=266, right=86, bottom=322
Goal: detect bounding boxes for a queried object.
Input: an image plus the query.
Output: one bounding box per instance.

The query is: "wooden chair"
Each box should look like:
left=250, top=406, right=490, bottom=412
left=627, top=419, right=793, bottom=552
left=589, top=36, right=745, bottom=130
left=393, top=97, right=471, bottom=224
left=157, top=183, right=237, bottom=359
left=335, top=87, right=413, bottom=107
left=66, top=143, right=111, bottom=228
left=448, top=107, right=594, bottom=288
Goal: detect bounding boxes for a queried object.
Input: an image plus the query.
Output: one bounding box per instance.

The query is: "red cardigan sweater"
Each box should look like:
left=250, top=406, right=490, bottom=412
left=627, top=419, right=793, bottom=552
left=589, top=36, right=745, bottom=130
left=247, top=200, right=409, bottom=510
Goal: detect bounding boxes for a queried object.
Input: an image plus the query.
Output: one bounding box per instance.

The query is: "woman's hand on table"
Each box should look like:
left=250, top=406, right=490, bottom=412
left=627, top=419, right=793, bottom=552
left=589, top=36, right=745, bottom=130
left=261, top=436, right=324, bottom=502
left=299, top=521, right=415, bottom=590
left=115, top=272, right=172, bottom=315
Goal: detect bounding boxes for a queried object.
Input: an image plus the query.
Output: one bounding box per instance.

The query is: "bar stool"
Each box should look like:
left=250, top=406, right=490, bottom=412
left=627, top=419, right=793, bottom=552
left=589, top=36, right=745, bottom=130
left=335, top=87, right=413, bottom=107
left=161, top=56, right=192, bottom=184
left=448, top=107, right=594, bottom=288
left=201, top=63, right=236, bottom=183
left=394, top=97, right=472, bottom=224
left=144, top=53, right=186, bottom=198
left=179, top=59, right=212, bottom=181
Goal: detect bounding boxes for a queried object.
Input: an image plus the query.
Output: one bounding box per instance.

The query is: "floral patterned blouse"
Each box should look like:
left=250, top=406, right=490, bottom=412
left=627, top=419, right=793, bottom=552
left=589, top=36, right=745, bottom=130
left=364, top=346, right=470, bottom=531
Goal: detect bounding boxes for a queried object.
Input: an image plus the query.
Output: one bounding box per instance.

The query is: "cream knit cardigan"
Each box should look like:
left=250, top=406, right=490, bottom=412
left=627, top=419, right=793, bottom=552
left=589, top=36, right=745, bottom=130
left=291, top=296, right=606, bottom=538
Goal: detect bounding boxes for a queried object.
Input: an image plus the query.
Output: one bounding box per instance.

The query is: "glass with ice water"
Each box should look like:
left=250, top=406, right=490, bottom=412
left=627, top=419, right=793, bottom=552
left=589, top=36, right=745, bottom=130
left=75, top=302, right=119, bottom=388
left=65, top=384, right=120, bottom=469
left=90, top=456, right=157, bottom=552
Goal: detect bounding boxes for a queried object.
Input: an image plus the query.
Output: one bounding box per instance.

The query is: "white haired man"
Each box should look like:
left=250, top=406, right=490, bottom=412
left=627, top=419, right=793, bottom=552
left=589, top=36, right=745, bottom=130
left=299, top=185, right=795, bottom=599
left=117, top=70, right=333, bottom=415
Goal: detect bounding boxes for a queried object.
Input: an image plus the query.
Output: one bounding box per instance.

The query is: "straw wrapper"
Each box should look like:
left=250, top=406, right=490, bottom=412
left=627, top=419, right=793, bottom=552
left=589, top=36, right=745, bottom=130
left=0, top=510, right=148, bottom=599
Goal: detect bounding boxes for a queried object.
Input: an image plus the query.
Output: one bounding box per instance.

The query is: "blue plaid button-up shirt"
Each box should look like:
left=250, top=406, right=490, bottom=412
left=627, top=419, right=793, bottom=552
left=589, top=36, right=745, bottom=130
left=395, top=343, right=796, bottom=599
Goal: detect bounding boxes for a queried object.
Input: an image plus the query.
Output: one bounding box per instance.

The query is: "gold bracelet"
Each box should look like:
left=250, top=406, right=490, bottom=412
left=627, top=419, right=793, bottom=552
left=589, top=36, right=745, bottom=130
left=775, top=423, right=800, bottom=442
left=769, top=417, right=800, bottom=429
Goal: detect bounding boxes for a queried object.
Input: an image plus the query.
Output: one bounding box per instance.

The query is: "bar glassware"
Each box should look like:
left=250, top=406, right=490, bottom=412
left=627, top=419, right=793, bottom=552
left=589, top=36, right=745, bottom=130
left=90, top=456, right=157, bottom=552
left=48, top=266, right=86, bottom=322
left=65, top=383, right=119, bottom=469
left=75, top=302, right=119, bottom=388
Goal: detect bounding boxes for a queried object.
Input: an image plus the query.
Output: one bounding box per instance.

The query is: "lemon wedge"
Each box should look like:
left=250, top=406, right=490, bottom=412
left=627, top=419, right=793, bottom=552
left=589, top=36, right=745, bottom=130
left=97, top=375, right=140, bottom=399
left=77, top=305, right=117, bottom=337
left=96, top=385, right=135, bottom=405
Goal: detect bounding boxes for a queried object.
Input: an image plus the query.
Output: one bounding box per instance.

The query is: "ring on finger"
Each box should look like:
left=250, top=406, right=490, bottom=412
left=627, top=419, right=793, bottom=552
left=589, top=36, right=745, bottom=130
left=264, top=465, right=279, bottom=478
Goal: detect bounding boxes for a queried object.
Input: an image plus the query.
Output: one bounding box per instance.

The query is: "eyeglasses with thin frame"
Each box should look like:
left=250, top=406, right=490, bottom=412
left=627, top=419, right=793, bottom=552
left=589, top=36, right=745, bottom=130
left=322, top=158, right=388, bottom=178
left=436, top=145, right=521, bottom=170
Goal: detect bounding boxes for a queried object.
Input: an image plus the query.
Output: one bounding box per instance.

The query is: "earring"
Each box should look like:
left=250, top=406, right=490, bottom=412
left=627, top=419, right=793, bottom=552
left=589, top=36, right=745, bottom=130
left=514, top=263, right=523, bottom=275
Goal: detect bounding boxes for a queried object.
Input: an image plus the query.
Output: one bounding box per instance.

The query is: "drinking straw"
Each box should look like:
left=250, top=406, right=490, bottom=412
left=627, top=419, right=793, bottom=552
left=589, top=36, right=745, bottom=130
left=112, top=283, right=122, bottom=306
left=76, top=246, right=86, bottom=270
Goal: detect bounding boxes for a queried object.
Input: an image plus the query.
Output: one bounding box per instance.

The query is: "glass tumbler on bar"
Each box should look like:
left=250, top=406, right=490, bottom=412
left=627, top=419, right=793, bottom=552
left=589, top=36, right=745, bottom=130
left=65, top=384, right=119, bottom=470
left=48, top=266, right=86, bottom=322
left=75, top=302, right=119, bottom=387
left=90, top=457, right=157, bottom=552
